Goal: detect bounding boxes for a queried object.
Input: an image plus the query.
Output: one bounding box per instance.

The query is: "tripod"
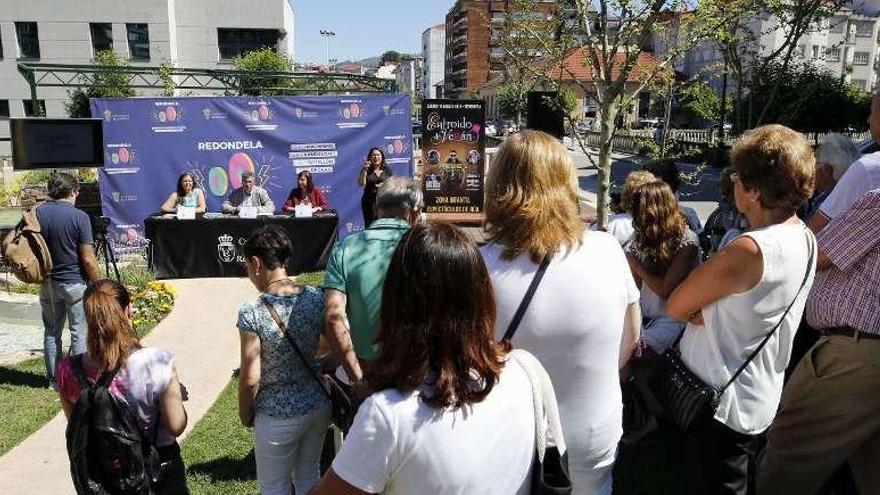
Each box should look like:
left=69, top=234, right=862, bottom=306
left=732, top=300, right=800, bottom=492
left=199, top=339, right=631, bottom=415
left=91, top=216, right=120, bottom=282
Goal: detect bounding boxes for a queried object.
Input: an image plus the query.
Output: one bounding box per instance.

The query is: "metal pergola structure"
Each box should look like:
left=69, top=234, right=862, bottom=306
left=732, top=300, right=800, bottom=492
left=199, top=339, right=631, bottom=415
left=17, top=62, right=398, bottom=114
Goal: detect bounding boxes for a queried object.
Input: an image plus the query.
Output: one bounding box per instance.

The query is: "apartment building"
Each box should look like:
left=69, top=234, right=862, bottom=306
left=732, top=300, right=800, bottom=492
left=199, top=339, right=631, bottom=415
left=655, top=4, right=880, bottom=96
left=0, top=0, right=294, bottom=155
left=421, top=24, right=445, bottom=99
left=443, top=0, right=558, bottom=99
left=396, top=56, right=423, bottom=96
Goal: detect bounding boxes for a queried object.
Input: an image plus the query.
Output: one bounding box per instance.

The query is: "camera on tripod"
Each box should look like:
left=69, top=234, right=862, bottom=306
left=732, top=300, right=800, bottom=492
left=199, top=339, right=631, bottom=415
left=89, top=215, right=111, bottom=238
left=88, top=215, right=120, bottom=281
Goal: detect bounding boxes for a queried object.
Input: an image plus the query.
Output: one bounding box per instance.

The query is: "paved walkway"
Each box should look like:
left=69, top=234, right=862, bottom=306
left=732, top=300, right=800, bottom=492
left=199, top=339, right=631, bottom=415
left=0, top=278, right=257, bottom=494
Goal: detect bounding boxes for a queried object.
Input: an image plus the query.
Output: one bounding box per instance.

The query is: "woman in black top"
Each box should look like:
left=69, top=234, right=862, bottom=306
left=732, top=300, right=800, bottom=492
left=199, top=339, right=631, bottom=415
left=358, top=147, right=393, bottom=227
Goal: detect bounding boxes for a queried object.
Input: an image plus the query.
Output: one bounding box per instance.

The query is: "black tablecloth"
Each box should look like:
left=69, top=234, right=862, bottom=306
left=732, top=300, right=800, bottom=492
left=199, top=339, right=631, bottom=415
left=144, top=214, right=339, bottom=279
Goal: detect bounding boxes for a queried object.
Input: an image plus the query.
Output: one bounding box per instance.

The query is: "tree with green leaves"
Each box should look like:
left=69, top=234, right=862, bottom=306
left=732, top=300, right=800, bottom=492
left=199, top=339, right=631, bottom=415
left=709, top=0, right=849, bottom=130
left=497, top=82, right=530, bottom=120
left=501, top=0, right=750, bottom=228
left=380, top=50, right=402, bottom=64
left=741, top=60, right=870, bottom=133
left=65, top=50, right=136, bottom=118
left=233, top=48, right=294, bottom=96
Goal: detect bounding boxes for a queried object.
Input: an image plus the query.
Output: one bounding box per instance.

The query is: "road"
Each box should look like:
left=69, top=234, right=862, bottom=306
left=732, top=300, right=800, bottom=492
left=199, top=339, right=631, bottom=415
left=566, top=142, right=722, bottom=224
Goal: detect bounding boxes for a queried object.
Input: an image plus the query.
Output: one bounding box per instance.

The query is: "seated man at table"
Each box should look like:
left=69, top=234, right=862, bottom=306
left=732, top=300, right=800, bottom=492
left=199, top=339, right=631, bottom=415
left=221, top=171, right=275, bottom=215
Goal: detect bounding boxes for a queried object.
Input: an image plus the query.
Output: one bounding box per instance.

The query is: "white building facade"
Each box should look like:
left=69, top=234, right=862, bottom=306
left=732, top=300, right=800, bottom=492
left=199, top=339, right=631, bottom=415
left=0, top=0, right=294, bottom=155
left=421, top=24, right=445, bottom=99
left=395, top=57, right=422, bottom=97
left=656, top=3, right=880, bottom=96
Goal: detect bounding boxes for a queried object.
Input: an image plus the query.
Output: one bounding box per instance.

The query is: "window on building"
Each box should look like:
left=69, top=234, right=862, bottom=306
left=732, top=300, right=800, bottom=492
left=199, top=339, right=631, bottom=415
left=89, top=23, right=113, bottom=54
left=828, top=46, right=841, bottom=61
left=829, top=17, right=845, bottom=34
left=127, top=23, right=150, bottom=60
left=855, top=20, right=874, bottom=37
left=854, top=51, right=870, bottom=65
left=812, top=45, right=820, bottom=59
left=0, top=100, right=9, bottom=118
left=217, top=28, right=279, bottom=60
left=0, top=26, right=3, bottom=59
left=852, top=79, right=867, bottom=90
left=23, top=99, right=46, bottom=117
left=796, top=45, right=806, bottom=58
left=15, top=22, right=40, bottom=59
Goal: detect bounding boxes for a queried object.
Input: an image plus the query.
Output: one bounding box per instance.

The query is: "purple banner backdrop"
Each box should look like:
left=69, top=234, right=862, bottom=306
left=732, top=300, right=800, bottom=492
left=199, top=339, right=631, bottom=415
left=90, top=94, right=413, bottom=248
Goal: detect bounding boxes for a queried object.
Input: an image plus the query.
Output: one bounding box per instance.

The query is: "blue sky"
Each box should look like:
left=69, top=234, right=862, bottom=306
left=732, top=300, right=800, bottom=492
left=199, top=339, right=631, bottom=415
left=293, top=1, right=451, bottom=64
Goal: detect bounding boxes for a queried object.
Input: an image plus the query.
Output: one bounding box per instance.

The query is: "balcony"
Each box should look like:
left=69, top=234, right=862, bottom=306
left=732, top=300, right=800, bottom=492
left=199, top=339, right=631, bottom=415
left=451, top=34, right=468, bottom=46
left=452, top=50, right=468, bottom=60
left=453, top=16, right=468, bottom=30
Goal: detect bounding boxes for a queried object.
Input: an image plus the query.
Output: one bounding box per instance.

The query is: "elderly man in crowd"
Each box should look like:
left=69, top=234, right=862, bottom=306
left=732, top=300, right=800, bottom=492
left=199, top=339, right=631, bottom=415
left=799, top=133, right=859, bottom=222
left=809, top=92, right=880, bottom=233
left=322, top=177, right=423, bottom=384
left=758, top=188, right=880, bottom=495
left=221, top=170, right=274, bottom=215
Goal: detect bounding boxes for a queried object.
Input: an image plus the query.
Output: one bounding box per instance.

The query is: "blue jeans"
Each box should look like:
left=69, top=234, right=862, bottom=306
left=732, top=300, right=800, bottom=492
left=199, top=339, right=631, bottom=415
left=40, top=280, right=88, bottom=383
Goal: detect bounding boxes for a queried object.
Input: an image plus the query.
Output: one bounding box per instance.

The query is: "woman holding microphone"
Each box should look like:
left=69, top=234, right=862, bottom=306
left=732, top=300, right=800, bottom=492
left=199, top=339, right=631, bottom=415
left=358, top=147, right=393, bottom=228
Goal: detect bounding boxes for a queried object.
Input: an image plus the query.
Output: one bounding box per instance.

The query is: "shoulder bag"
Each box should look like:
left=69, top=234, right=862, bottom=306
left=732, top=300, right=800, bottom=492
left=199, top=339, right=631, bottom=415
left=262, top=297, right=356, bottom=433
left=503, top=257, right=572, bottom=494
left=649, top=231, right=815, bottom=432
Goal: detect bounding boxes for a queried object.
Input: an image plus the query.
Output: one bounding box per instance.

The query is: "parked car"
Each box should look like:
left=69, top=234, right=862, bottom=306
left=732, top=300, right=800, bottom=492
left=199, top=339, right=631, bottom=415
left=638, top=118, right=664, bottom=129
left=575, top=122, right=591, bottom=134
left=412, top=121, right=422, bottom=135
left=485, top=123, right=497, bottom=136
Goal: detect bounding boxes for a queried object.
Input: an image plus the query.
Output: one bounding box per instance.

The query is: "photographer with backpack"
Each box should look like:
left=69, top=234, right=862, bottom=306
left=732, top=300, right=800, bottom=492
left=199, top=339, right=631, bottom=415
left=56, top=279, right=189, bottom=494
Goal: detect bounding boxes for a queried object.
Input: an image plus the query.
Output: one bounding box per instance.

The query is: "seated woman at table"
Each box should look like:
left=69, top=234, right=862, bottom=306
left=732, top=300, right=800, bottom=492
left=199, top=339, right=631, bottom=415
left=161, top=172, right=206, bottom=214
left=282, top=170, right=330, bottom=212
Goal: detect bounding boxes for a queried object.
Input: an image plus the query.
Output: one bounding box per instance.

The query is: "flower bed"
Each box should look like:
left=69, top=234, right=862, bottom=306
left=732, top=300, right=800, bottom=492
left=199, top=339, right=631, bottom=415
left=132, top=281, right=177, bottom=333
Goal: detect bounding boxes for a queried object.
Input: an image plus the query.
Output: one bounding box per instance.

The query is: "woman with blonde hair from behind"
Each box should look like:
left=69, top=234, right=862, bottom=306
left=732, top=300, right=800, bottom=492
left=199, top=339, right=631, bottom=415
left=56, top=279, right=189, bottom=493
left=480, top=130, right=641, bottom=493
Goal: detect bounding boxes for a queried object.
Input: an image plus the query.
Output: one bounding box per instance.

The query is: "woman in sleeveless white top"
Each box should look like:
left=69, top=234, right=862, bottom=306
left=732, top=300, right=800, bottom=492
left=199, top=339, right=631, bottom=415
left=666, top=125, right=817, bottom=495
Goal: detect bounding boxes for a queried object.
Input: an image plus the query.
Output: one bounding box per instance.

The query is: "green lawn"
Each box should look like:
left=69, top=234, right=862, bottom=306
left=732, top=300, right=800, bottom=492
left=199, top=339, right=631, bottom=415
left=0, top=357, right=62, bottom=456
left=182, top=377, right=259, bottom=494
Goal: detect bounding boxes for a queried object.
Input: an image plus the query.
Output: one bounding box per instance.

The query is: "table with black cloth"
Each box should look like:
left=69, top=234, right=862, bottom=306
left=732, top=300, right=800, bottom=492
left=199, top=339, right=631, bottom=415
left=144, top=213, right=339, bottom=279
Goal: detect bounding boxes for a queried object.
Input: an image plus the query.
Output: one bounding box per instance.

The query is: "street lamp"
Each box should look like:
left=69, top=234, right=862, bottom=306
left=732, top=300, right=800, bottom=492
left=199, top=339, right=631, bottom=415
left=319, top=30, right=336, bottom=67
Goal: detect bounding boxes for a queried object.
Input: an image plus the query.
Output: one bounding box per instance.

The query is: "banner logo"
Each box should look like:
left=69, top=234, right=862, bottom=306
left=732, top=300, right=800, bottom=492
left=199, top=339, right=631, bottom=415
left=218, top=234, right=236, bottom=263
left=339, top=102, right=365, bottom=119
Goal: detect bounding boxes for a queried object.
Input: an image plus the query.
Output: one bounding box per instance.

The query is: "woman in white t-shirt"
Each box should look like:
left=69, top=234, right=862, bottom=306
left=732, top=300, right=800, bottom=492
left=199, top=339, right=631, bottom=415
left=666, top=124, right=817, bottom=495
left=480, top=130, right=642, bottom=494
left=311, top=222, right=554, bottom=495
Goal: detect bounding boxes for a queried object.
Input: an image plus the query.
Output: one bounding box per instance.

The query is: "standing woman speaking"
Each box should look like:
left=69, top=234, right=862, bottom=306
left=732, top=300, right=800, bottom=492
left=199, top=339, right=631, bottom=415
left=358, top=147, right=393, bottom=228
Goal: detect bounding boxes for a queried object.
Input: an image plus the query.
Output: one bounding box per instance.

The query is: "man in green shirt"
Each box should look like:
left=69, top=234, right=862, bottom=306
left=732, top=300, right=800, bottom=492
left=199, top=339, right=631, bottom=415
left=323, top=177, right=423, bottom=383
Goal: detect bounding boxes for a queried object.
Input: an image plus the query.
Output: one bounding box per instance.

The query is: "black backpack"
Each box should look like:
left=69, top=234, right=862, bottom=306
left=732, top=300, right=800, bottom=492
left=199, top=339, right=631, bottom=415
left=65, top=355, right=161, bottom=494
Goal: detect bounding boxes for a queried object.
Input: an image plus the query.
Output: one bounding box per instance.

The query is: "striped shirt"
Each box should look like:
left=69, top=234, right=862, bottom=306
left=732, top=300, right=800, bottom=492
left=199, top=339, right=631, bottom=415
left=805, top=189, right=880, bottom=334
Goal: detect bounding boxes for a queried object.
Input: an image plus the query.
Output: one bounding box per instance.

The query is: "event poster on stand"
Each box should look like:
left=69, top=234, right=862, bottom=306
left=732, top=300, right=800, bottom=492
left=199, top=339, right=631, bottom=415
left=420, top=99, right=485, bottom=214
left=91, top=94, right=413, bottom=247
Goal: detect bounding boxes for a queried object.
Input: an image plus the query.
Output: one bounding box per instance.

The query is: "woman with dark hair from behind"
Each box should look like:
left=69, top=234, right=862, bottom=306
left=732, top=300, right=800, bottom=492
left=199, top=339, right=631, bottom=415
left=237, top=225, right=330, bottom=495
left=626, top=180, right=701, bottom=354
left=311, top=222, right=554, bottom=494
left=282, top=170, right=330, bottom=212
left=161, top=172, right=206, bottom=214
left=56, top=279, right=189, bottom=493
left=358, top=147, right=393, bottom=227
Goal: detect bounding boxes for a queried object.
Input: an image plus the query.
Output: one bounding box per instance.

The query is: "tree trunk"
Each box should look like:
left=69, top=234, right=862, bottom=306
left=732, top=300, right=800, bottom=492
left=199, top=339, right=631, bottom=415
left=595, top=103, right=617, bottom=230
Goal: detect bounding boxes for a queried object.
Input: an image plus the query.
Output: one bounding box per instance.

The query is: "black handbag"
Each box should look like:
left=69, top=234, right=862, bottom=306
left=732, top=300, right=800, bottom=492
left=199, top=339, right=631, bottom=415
left=650, top=232, right=815, bottom=432
left=262, top=298, right=357, bottom=432
left=503, top=257, right=573, bottom=495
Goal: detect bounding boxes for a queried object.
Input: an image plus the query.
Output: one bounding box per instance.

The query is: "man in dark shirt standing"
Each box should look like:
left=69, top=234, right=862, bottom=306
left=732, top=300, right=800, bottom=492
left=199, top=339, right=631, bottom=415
left=36, top=172, right=100, bottom=388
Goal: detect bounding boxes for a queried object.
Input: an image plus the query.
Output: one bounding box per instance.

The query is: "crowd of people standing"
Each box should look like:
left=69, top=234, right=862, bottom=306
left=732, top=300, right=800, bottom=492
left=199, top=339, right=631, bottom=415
left=24, top=93, right=880, bottom=494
